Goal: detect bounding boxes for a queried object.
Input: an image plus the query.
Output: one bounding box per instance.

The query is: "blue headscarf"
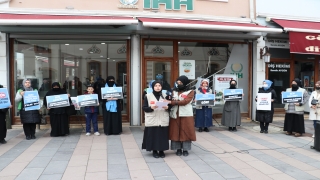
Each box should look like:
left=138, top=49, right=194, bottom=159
left=105, top=83, right=117, bottom=112
left=263, top=80, right=273, bottom=91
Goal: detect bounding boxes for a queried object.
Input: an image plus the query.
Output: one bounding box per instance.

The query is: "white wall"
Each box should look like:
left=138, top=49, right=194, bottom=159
left=257, top=0, right=320, bottom=18
left=0, top=33, right=7, bottom=88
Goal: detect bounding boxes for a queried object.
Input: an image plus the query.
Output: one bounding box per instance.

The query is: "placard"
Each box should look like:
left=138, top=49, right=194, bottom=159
left=282, top=91, right=303, bottom=103
left=223, top=89, right=243, bottom=101
left=214, top=74, right=237, bottom=105
left=0, top=88, right=11, bottom=109
left=101, top=87, right=123, bottom=99
left=179, top=60, right=195, bottom=79
left=46, top=94, right=70, bottom=108
left=71, top=97, right=80, bottom=110
left=24, top=91, right=40, bottom=111
left=195, top=94, right=215, bottom=106
left=257, top=93, right=271, bottom=111
left=77, top=94, right=99, bottom=107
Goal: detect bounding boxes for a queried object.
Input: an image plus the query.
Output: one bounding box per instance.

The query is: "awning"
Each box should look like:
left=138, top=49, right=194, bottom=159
left=0, top=13, right=138, bottom=25
left=139, top=18, right=283, bottom=33
left=272, top=19, right=320, bottom=54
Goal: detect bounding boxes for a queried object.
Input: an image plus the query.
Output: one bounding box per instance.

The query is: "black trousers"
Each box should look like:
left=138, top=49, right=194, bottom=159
left=0, top=113, right=7, bottom=140
left=23, top=123, right=36, bottom=137
left=260, top=122, right=269, bottom=131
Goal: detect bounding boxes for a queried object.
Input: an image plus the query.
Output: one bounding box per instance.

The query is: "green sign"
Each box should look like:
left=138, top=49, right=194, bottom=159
left=144, top=0, right=194, bottom=11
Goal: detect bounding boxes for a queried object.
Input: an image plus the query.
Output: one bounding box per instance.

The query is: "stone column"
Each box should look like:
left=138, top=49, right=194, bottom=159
left=0, top=33, right=7, bottom=87
left=130, top=34, right=141, bottom=126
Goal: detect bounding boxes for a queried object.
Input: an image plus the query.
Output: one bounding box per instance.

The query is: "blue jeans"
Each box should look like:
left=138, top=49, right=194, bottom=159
left=85, top=113, right=98, bottom=133
left=314, top=120, right=320, bottom=129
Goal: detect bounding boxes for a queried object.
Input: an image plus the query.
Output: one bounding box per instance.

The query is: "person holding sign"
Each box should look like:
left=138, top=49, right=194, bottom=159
left=84, top=85, right=100, bottom=136
left=283, top=78, right=309, bottom=137
left=142, top=81, right=170, bottom=158
left=167, top=75, right=196, bottom=157
left=195, top=79, right=213, bottom=132
left=0, top=85, right=12, bottom=144
left=255, top=80, right=277, bottom=134
left=15, top=79, right=40, bottom=140
left=103, top=76, right=122, bottom=135
left=43, top=82, right=70, bottom=137
left=308, top=81, right=320, bottom=138
left=221, top=80, right=242, bottom=132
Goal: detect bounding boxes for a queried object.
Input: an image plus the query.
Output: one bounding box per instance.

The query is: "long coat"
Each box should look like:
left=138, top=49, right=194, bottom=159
left=221, top=101, right=241, bottom=127
left=256, top=87, right=277, bottom=123
left=195, top=88, right=213, bottom=128
left=169, top=90, right=196, bottom=141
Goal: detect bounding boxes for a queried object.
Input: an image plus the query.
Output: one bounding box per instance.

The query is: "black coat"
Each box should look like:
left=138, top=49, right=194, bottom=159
left=20, top=97, right=40, bottom=124
left=256, top=88, right=277, bottom=123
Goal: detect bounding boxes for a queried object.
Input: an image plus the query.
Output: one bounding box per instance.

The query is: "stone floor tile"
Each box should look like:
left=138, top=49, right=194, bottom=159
left=305, top=169, right=320, bottom=179
left=85, top=172, right=108, bottom=180
left=15, top=168, right=44, bottom=180
left=89, top=149, right=107, bottom=160
left=127, top=158, right=149, bottom=171
left=154, top=176, right=178, bottom=180
left=129, top=169, right=154, bottom=179
left=220, top=157, right=252, bottom=170
left=147, top=162, right=175, bottom=177
left=68, top=155, right=89, bottom=167
left=107, top=153, right=127, bottom=164
left=268, top=173, right=296, bottom=180
left=198, top=172, right=225, bottom=180
left=42, top=161, right=68, bottom=175
left=51, top=151, right=73, bottom=161
left=210, top=163, right=245, bottom=179
left=124, top=149, right=143, bottom=159
left=27, top=157, right=52, bottom=168
left=108, top=164, right=131, bottom=179
left=184, top=159, right=215, bottom=174
left=246, top=160, right=283, bottom=175
left=237, top=168, right=272, bottom=180
left=38, top=174, right=63, bottom=180
left=61, top=166, right=86, bottom=180
left=0, top=176, right=17, bottom=180
left=86, top=159, right=107, bottom=172
left=170, top=167, right=202, bottom=180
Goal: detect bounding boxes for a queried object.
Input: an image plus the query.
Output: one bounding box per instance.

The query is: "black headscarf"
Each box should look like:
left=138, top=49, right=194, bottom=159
left=174, top=75, right=189, bottom=91
left=44, top=82, right=68, bottom=109
left=229, top=80, right=237, bottom=89
left=152, top=81, right=163, bottom=100
left=106, top=76, right=115, bottom=87
left=292, top=78, right=301, bottom=91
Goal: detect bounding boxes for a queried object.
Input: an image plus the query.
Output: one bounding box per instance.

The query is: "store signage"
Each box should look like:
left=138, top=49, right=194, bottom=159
left=118, top=0, right=138, bottom=9
left=230, top=63, right=243, bottom=79
left=268, top=63, right=290, bottom=73
left=144, top=0, right=194, bottom=11
left=265, top=39, right=289, bottom=49
left=289, top=32, right=320, bottom=54
left=179, top=60, right=195, bottom=79
left=214, top=74, right=237, bottom=105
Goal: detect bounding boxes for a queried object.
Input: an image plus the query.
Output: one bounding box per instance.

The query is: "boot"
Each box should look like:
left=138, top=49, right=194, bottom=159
left=204, top=127, right=209, bottom=132
left=198, top=128, right=203, bottom=132
left=176, top=149, right=182, bottom=156
left=152, top=151, right=159, bottom=158
left=159, top=151, right=165, bottom=158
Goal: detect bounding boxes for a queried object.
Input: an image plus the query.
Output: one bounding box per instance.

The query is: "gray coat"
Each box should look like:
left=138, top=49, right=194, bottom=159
left=221, top=101, right=241, bottom=127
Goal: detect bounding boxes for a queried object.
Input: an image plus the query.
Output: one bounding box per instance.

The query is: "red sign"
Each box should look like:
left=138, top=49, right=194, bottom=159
left=0, top=93, right=6, bottom=98
left=290, top=32, right=320, bottom=54
left=217, top=77, right=234, bottom=81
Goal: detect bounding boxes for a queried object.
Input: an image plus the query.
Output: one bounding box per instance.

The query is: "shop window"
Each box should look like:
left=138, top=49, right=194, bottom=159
left=144, top=41, right=173, bottom=57
left=269, top=48, right=291, bottom=59
left=295, top=61, right=314, bottom=94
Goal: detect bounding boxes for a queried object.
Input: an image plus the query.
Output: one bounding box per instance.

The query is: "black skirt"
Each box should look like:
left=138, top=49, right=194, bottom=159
left=283, top=113, right=305, bottom=134
left=142, top=126, right=169, bottom=151
left=103, top=110, right=122, bottom=135
left=50, top=114, right=69, bottom=137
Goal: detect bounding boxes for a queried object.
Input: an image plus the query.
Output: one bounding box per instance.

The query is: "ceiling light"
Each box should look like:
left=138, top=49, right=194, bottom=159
left=65, top=44, right=69, bottom=45
left=113, top=60, right=115, bottom=61
left=100, top=56, right=103, bottom=57
left=79, top=48, right=83, bottom=50
left=101, top=43, right=105, bottom=44
left=89, top=52, right=93, bottom=54
left=107, top=58, right=110, bottom=59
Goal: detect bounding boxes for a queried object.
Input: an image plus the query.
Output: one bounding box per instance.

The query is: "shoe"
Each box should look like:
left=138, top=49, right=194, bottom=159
left=159, top=151, right=165, bottom=158
left=26, top=136, right=31, bottom=140
left=232, top=127, right=237, bottom=132
left=286, top=131, right=292, bottom=135
left=294, top=133, right=301, bottom=137
left=94, top=132, right=100, bottom=136
left=312, top=134, right=315, bottom=138
left=86, top=133, right=91, bottom=136
left=204, top=127, right=209, bottom=132
left=31, top=135, right=36, bottom=139
left=260, top=130, right=264, bottom=133
left=228, top=127, right=232, bottom=131
left=198, top=128, right=203, bottom=132
left=183, top=150, right=189, bottom=156
left=153, top=151, right=159, bottom=158
left=264, top=130, right=268, bottom=134
left=0, top=139, right=7, bottom=144
left=176, top=149, right=182, bottom=156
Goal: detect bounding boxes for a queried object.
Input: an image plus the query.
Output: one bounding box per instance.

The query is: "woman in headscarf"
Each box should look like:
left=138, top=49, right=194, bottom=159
left=309, top=81, right=320, bottom=138
left=255, top=80, right=277, bottom=133
left=167, top=75, right=196, bottom=157
left=103, top=76, right=123, bottom=135
left=283, top=78, right=309, bottom=137
left=195, top=79, right=213, bottom=132
left=43, top=82, right=70, bottom=137
left=15, top=79, right=40, bottom=140
left=142, top=81, right=170, bottom=158
left=0, top=84, right=12, bottom=144
left=221, top=80, right=242, bottom=132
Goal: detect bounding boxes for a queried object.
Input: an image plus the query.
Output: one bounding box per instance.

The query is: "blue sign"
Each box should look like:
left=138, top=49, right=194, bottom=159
left=46, top=94, right=70, bottom=108
left=195, top=94, right=215, bottom=106
left=78, top=94, right=99, bottom=107
left=0, top=88, right=11, bottom=109
left=24, top=91, right=40, bottom=111
left=282, top=91, right=303, bottom=103
left=101, top=87, right=123, bottom=99
left=223, top=89, right=243, bottom=101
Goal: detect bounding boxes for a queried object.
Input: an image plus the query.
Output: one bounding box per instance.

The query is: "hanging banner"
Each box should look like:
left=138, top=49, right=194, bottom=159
left=257, top=93, right=272, bottom=111
left=223, top=89, right=243, bottom=101
left=179, top=60, right=195, bottom=79
left=214, top=74, right=237, bottom=105
left=195, top=94, right=215, bottom=106
left=77, top=94, right=99, bottom=107
left=101, top=87, right=123, bottom=99
left=290, top=32, right=320, bottom=54
left=46, top=94, right=70, bottom=108
left=71, top=97, right=80, bottom=110
left=0, top=88, right=11, bottom=109
left=282, top=91, right=303, bottom=103
left=24, top=91, right=40, bottom=111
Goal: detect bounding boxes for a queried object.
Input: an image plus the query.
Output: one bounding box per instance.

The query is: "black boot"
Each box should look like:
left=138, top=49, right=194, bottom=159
left=31, top=135, right=36, bottom=139
left=228, top=127, right=232, bottom=131
left=153, top=151, right=159, bottom=158
left=232, top=127, right=237, bottom=132
left=183, top=150, right=189, bottom=156
left=198, top=128, right=203, bottom=132
left=26, top=135, right=31, bottom=140
left=204, top=127, right=209, bottom=132
left=176, top=149, right=182, bottom=156
left=159, top=151, right=165, bottom=158
left=0, top=139, right=7, bottom=144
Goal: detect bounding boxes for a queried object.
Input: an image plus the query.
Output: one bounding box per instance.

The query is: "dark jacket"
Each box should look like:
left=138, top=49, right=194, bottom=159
left=20, top=96, right=40, bottom=124
left=256, top=87, right=277, bottom=123
left=84, top=92, right=99, bottom=113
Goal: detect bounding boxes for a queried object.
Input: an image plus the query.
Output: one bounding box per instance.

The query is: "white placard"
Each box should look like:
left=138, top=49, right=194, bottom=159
left=179, top=60, right=195, bottom=79
left=214, top=74, right=237, bottom=105
left=256, top=93, right=272, bottom=111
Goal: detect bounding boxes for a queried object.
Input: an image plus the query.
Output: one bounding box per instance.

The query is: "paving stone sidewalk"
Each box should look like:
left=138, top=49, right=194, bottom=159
left=0, top=119, right=319, bottom=180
